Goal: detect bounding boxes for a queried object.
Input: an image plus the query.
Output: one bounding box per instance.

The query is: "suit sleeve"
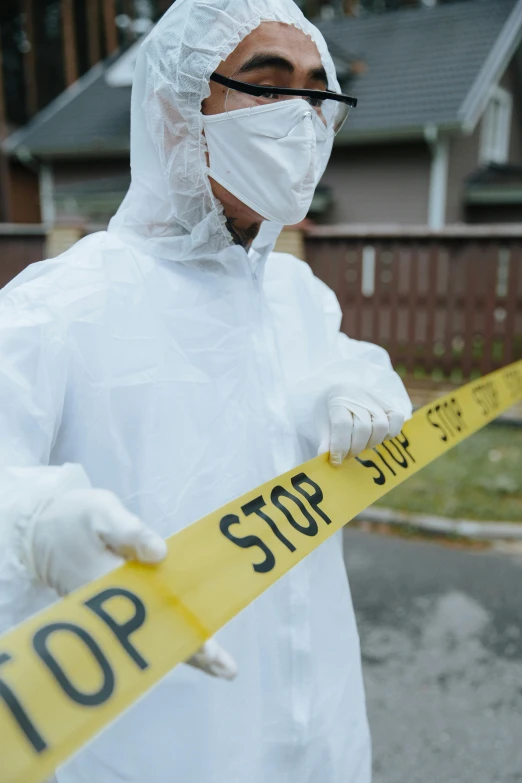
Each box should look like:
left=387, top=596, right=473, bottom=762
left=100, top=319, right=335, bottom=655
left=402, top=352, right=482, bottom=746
left=0, top=286, right=90, bottom=632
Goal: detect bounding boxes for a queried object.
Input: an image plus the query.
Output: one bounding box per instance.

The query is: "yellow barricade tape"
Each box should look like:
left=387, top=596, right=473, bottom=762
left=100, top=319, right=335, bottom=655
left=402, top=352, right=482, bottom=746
left=2, top=360, right=522, bottom=783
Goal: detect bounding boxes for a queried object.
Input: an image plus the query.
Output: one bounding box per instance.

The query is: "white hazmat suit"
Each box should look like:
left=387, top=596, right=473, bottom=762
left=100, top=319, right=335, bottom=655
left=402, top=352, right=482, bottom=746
left=0, top=1, right=412, bottom=781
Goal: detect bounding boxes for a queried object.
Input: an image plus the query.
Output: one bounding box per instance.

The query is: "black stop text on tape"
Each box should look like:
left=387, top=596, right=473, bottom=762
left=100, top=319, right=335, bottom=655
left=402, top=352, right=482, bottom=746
left=0, top=587, right=148, bottom=754
left=219, top=472, right=331, bottom=573
left=356, top=431, right=416, bottom=486
left=503, top=365, right=522, bottom=400
left=472, top=380, right=500, bottom=417
left=426, top=397, right=467, bottom=443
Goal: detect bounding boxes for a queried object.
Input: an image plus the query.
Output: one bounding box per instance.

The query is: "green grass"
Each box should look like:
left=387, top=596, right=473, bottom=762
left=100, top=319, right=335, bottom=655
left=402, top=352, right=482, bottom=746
left=375, top=423, right=522, bottom=522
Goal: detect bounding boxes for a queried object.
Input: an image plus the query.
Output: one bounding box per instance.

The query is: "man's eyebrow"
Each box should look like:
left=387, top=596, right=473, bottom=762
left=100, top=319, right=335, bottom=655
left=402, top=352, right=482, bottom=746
left=237, top=53, right=295, bottom=75
left=236, top=53, right=328, bottom=87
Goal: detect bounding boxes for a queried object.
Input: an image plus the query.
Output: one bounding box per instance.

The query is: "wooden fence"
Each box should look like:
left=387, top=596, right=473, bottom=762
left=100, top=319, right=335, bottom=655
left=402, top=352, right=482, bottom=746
left=305, top=225, right=522, bottom=381
left=0, top=225, right=47, bottom=289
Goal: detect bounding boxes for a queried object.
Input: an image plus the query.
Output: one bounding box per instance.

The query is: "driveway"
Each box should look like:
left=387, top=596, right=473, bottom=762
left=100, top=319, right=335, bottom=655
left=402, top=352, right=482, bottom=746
left=343, top=528, right=522, bottom=783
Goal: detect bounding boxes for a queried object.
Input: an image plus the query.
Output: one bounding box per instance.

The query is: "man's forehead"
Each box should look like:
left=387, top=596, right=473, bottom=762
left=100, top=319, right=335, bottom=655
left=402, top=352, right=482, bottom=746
left=223, top=21, right=323, bottom=72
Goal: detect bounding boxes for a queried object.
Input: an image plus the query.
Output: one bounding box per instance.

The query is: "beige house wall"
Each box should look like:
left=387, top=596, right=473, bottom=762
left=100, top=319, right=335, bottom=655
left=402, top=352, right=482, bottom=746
left=320, top=142, right=431, bottom=225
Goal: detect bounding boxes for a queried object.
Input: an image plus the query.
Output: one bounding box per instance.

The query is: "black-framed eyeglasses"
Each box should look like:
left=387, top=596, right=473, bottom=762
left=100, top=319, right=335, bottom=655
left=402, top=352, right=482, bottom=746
left=210, top=71, right=357, bottom=137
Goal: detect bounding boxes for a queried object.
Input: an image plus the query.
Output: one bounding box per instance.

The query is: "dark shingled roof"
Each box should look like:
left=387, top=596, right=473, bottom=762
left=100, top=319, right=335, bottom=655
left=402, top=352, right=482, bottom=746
left=4, top=58, right=131, bottom=159
left=4, top=0, right=522, bottom=158
left=317, top=0, right=521, bottom=139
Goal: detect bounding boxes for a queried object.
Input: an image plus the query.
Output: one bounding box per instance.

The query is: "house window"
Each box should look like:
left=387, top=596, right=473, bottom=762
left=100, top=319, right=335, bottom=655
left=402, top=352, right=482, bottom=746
left=480, top=86, right=512, bottom=165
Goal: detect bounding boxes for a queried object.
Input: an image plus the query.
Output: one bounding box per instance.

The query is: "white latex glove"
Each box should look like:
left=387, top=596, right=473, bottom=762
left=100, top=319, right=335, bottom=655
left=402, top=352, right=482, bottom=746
left=16, top=488, right=237, bottom=680
left=318, top=383, right=408, bottom=466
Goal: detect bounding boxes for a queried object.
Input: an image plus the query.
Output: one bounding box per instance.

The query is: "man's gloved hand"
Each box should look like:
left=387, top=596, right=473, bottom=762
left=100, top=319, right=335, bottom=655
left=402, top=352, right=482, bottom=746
left=318, top=383, right=408, bottom=466
left=18, top=488, right=237, bottom=680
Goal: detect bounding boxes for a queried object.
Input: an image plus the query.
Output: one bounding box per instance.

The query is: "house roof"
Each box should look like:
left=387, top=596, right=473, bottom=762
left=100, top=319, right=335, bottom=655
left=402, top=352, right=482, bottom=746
left=318, top=0, right=522, bottom=141
left=3, top=0, right=522, bottom=158
left=3, top=56, right=132, bottom=160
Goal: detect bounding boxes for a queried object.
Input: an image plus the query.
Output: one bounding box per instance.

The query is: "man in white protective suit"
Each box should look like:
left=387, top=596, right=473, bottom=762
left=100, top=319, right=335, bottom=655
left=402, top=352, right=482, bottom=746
left=0, top=1, right=412, bottom=781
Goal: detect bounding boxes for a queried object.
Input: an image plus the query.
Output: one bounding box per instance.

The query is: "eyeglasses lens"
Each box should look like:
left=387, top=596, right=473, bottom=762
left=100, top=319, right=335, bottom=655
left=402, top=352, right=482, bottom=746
left=224, top=87, right=351, bottom=136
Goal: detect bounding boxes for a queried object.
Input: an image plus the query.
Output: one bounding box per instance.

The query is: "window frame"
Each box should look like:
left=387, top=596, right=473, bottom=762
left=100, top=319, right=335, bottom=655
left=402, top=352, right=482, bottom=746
left=479, top=85, right=513, bottom=166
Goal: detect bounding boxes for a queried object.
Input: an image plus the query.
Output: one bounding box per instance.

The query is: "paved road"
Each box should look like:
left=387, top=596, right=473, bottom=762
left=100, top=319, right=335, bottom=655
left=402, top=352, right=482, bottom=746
left=343, top=529, right=522, bottom=783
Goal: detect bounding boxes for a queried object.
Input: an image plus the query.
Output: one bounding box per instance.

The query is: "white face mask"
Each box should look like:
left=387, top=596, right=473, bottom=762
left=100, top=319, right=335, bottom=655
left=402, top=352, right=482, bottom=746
left=202, top=99, right=328, bottom=225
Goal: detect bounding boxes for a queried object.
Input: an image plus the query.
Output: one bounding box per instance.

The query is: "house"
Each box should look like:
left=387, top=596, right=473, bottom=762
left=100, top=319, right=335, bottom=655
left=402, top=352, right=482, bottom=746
left=1, top=49, right=133, bottom=230
left=2, top=0, right=522, bottom=230
left=314, top=0, right=522, bottom=226
left=0, top=0, right=167, bottom=224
